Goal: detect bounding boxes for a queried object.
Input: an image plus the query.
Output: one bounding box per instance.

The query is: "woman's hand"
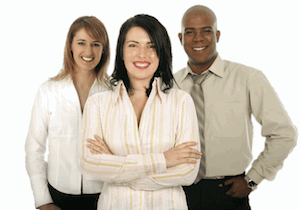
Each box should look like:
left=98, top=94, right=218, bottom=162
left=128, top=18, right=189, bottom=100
left=39, top=203, right=61, bottom=210
left=87, top=135, right=113, bottom=155
left=164, top=142, right=201, bottom=168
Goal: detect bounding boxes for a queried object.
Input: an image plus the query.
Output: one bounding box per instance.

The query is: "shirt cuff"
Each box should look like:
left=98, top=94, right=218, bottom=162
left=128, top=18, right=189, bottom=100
left=155, top=153, right=167, bottom=174
left=29, top=176, right=53, bottom=208
left=246, top=168, right=264, bottom=185
left=141, top=153, right=167, bottom=175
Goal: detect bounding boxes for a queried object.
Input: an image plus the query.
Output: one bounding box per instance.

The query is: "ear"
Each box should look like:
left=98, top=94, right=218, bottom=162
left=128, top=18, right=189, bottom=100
left=178, top=33, right=183, bottom=45
left=216, top=30, right=221, bottom=43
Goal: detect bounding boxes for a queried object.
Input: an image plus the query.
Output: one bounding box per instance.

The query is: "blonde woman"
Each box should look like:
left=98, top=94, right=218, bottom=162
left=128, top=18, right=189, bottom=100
left=25, top=16, right=110, bottom=210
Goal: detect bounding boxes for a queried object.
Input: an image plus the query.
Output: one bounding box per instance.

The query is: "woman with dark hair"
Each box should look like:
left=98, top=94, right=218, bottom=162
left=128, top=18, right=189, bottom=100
left=110, top=14, right=173, bottom=97
left=25, top=16, right=110, bottom=210
left=79, top=14, right=201, bottom=209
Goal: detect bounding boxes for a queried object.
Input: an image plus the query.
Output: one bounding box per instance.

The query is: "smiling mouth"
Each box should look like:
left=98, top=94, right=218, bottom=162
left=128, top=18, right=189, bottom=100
left=134, top=61, right=150, bottom=69
left=82, top=57, right=94, bottom=62
left=192, top=46, right=207, bottom=51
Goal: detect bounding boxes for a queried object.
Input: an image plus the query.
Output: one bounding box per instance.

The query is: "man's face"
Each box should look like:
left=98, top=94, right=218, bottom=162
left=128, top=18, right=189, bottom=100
left=179, top=12, right=220, bottom=72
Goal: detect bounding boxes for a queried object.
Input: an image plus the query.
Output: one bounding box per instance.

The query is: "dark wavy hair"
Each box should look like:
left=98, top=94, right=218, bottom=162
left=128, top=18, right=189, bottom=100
left=110, top=14, right=174, bottom=96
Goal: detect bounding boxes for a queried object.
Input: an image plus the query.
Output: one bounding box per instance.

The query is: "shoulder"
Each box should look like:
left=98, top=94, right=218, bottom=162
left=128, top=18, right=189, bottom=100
left=223, top=60, right=272, bottom=89
left=86, top=90, right=114, bottom=105
left=88, top=90, right=113, bottom=100
left=167, top=88, right=194, bottom=104
left=38, top=77, right=71, bottom=93
left=173, top=67, right=187, bottom=82
left=95, top=79, right=112, bottom=92
left=223, top=59, right=261, bottom=78
left=36, top=79, right=57, bottom=96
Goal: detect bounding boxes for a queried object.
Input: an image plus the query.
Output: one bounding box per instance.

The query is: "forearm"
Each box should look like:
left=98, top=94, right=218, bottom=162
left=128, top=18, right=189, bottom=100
left=79, top=152, right=167, bottom=183
left=26, top=142, right=52, bottom=207
left=248, top=130, right=297, bottom=184
left=130, top=161, right=200, bottom=190
left=29, top=175, right=53, bottom=208
left=83, top=136, right=200, bottom=188
left=26, top=142, right=52, bottom=208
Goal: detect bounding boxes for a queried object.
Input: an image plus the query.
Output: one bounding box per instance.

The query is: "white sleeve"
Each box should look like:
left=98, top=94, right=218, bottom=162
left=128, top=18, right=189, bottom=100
left=25, top=84, right=53, bottom=208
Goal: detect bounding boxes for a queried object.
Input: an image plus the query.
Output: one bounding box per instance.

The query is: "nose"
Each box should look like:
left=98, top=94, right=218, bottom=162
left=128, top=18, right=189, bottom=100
left=137, top=46, right=147, bottom=58
left=86, top=45, right=93, bottom=55
left=193, top=31, right=204, bottom=42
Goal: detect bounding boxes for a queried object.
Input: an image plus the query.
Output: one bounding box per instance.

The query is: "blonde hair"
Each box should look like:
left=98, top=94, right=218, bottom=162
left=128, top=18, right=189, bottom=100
left=52, top=16, right=110, bottom=88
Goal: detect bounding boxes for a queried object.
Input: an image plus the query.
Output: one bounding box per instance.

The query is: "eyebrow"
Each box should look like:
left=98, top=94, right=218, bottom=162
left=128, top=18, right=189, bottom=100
left=185, top=26, right=213, bottom=31
left=127, top=40, right=138, bottom=44
left=76, top=39, right=101, bottom=43
left=126, top=40, right=154, bottom=44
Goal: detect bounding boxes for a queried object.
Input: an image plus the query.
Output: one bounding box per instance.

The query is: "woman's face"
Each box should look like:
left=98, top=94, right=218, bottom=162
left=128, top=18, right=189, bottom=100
left=71, top=28, right=103, bottom=73
left=123, top=27, right=159, bottom=85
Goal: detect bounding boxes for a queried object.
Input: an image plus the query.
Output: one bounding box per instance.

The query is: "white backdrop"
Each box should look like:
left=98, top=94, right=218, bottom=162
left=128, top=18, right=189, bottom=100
left=1, top=0, right=299, bottom=209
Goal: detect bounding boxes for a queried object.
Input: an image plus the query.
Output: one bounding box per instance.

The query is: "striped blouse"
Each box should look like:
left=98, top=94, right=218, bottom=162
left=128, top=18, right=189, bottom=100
left=79, top=78, right=200, bottom=210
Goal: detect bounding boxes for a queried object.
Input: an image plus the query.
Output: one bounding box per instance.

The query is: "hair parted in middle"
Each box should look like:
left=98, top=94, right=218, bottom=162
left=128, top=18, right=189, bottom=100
left=110, top=14, right=174, bottom=96
left=52, top=16, right=110, bottom=88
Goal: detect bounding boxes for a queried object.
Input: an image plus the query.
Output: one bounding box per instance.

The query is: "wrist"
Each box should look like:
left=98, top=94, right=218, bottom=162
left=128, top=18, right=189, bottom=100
left=246, top=168, right=264, bottom=184
left=244, top=175, right=257, bottom=191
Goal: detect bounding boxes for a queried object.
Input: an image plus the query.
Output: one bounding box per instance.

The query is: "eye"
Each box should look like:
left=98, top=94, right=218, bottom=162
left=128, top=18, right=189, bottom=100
left=128, top=44, right=137, bottom=48
left=185, top=30, right=193, bottom=35
left=148, top=44, right=155, bottom=49
left=93, top=43, right=101, bottom=47
left=78, top=42, right=85, bottom=46
left=203, top=30, right=212, bottom=34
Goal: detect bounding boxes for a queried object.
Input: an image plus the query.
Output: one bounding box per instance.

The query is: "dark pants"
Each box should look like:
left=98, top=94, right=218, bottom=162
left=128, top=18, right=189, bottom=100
left=48, top=183, right=100, bottom=210
left=183, top=174, right=251, bottom=210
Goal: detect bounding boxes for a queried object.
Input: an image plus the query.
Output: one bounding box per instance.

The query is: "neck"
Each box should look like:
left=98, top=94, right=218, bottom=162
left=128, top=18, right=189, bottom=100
left=189, top=55, right=218, bottom=75
left=189, top=63, right=208, bottom=75
left=73, top=69, right=96, bottom=88
left=129, top=79, right=151, bottom=96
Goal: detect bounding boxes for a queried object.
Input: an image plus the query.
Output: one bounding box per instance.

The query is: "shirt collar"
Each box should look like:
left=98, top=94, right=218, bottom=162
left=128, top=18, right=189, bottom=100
left=64, top=74, right=73, bottom=85
left=180, top=54, right=224, bottom=82
left=208, top=55, right=224, bottom=78
left=111, top=80, right=125, bottom=105
left=112, top=77, right=166, bottom=105
left=153, top=77, right=166, bottom=103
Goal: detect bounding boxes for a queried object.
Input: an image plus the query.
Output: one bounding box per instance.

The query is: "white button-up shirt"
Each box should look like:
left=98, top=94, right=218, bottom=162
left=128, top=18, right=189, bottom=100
left=174, top=55, right=297, bottom=184
left=25, top=76, right=107, bottom=208
left=79, top=78, right=200, bottom=210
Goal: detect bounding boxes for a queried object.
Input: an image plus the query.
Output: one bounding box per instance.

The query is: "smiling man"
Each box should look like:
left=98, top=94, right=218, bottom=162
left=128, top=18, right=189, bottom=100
left=179, top=6, right=219, bottom=75
left=174, top=5, right=297, bottom=210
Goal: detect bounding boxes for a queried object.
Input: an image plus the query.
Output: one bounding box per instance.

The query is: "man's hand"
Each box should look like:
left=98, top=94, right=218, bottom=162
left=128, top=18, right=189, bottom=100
left=219, top=177, right=252, bottom=198
left=39, top=203, right=61, bottom=210
left=87, top=135, right=113, bottom=155
left=164, top=142, right=201, bottom=168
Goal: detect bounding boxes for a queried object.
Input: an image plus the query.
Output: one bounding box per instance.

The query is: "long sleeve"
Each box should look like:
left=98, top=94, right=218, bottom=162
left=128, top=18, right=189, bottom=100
left=247, top=70, right=297, bottom=184
left=79, top=92, right=200, bottom=190
left=25, top=85, right=53, bottom=208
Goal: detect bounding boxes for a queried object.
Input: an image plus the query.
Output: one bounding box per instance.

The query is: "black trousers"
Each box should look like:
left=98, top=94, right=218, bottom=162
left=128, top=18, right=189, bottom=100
left=48, top=183, right=100, bottom=210
left=183, top=174, right=251, bottom=210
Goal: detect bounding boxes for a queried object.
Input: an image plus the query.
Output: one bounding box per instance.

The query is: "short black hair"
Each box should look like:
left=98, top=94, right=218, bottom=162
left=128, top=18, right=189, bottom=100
left=110, top=14, right=174, bottom=96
